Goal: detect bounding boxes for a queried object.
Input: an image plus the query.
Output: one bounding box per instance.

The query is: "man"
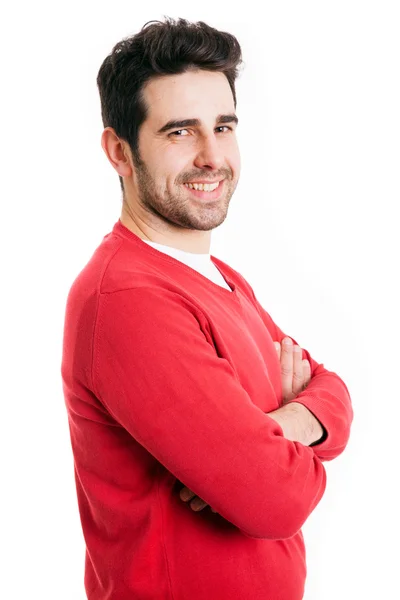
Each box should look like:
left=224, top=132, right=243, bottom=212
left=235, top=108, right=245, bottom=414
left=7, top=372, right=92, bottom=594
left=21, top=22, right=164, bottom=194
left=61, top=17, right=353, bottom=600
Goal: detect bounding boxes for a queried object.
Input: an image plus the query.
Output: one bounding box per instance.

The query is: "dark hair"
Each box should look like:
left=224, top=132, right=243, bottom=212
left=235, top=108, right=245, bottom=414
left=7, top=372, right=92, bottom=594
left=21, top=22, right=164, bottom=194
left=96, top=16, right=244, bottom=196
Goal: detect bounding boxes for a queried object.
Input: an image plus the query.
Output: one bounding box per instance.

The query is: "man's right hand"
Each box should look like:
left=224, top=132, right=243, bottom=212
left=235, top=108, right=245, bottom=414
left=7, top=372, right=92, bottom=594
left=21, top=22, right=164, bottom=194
left=273, top=337, right=311, bottom=404
left=268, top=338, right=323, bottom=445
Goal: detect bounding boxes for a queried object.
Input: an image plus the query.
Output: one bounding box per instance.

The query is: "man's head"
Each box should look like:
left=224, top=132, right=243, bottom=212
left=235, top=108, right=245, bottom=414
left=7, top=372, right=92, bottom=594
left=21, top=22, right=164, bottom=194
left=97, top=17, right=243, bottom=249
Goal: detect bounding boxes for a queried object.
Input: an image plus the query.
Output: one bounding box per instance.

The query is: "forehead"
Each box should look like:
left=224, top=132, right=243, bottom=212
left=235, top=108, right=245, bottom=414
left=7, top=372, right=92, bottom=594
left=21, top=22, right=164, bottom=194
left=142, top=70, right=234, bottom=125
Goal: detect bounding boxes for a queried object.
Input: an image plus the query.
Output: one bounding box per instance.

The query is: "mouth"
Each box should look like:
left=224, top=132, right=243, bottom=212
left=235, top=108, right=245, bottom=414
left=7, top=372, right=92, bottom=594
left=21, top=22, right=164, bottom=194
left=182, top=179, right=225, bottom=201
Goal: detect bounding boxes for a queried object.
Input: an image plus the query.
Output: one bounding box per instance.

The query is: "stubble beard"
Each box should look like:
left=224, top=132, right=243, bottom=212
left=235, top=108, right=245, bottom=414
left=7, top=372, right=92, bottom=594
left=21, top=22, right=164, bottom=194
left=133, top=160, right=233, bottom=232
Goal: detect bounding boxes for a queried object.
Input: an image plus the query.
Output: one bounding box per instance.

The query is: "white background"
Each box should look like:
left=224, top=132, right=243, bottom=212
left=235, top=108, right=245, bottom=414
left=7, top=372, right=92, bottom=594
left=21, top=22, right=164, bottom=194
left=2, top=1, right=399, bottom=598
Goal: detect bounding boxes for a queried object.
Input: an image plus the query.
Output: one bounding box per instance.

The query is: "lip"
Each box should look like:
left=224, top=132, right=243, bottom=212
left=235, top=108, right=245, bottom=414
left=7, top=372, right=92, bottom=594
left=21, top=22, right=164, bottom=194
left=184, top=179, right=224, bottom=184
left=183, top=179, right=225, bottom=201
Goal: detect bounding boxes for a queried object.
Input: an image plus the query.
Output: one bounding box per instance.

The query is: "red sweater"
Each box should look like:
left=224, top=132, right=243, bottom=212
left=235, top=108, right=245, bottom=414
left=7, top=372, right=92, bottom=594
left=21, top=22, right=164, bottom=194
left=61, top=219, right=353, bottom=600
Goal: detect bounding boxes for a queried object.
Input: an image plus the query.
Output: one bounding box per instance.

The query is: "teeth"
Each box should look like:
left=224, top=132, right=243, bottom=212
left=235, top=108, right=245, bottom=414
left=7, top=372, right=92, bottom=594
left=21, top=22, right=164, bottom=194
left=184, top=181, right=220, bottom=192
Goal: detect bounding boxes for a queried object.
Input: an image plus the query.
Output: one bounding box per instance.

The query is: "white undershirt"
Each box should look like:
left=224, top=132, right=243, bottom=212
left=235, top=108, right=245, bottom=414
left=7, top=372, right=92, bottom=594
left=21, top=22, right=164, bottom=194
left=142, top=239, right=232, bottom=291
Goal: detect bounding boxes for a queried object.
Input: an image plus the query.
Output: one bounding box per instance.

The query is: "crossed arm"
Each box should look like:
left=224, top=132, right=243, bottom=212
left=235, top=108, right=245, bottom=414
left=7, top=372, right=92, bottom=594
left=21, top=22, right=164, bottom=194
left=180, top=337, right=328, bottom=513
left=179, top=281, right=353, bottom=514
left=95, top=287, right=329, bottom=539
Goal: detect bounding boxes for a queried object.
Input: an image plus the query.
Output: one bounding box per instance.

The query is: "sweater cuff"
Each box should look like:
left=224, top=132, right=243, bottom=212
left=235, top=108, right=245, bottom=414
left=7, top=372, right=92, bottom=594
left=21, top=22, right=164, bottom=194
left=309, top=420, right=328, bottom=446
left=287, top=393, right=333, bottom=452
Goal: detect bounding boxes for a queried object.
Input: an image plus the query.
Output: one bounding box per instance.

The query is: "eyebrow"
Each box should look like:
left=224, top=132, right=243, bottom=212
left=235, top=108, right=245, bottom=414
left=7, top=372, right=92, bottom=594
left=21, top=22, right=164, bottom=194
left=156, top=113, right=239, bottom=135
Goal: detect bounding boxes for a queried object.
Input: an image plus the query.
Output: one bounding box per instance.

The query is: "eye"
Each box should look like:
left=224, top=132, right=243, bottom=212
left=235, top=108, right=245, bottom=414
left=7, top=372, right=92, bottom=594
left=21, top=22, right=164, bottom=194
left=168, top=126, right=233, bottom=137
left=169, top=129, right=189, bottom=137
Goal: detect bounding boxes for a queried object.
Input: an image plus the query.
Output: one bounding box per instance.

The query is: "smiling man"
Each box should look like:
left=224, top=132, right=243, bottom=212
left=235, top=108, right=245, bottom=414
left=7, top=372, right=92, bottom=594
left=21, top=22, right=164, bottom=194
left=61, top=17, right=353, bottom=600
left=103, top=68, right=240, bottom=254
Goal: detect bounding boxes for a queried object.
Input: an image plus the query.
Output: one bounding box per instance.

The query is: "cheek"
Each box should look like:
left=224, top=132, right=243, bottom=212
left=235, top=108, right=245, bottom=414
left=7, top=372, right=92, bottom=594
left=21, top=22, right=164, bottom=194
left=162, top=156, right=188, bottom=184
left=221, top=140, right=240, bottom=180
left=231, top=145, right=241, bottom=174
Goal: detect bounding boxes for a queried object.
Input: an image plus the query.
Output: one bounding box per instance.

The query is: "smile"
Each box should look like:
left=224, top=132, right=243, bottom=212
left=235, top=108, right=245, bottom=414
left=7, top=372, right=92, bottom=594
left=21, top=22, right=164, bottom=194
left=182, top=179, right=225, bottom=200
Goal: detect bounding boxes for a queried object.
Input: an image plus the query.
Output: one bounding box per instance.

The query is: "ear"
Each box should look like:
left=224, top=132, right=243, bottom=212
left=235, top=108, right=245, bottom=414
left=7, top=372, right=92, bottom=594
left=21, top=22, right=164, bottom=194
left=100, top=128, right=132, bottom=179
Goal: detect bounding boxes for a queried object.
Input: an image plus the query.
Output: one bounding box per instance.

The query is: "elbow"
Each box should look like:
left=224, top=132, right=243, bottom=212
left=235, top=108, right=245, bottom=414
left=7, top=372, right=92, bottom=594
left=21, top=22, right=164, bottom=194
left=240, top=465, right=327, bottom=540
left=240, top=501, right=315, bottom=540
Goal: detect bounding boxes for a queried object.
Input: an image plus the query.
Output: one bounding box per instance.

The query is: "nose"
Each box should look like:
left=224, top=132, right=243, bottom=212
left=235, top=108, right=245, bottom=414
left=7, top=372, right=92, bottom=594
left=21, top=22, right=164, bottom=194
left=193, top=135, right=225, bottom=172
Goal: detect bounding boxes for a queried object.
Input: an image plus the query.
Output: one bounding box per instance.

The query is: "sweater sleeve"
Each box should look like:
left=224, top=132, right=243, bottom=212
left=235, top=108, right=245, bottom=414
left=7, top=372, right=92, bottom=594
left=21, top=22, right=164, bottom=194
left=243, top=281, right=354, bottom=462
left=92, top=286, right=326, bottom=540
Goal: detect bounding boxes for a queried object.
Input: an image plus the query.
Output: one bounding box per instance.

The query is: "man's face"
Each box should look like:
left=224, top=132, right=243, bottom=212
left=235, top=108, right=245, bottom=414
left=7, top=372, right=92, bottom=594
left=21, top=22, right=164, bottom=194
left=128, top=69, right=241, bottom=233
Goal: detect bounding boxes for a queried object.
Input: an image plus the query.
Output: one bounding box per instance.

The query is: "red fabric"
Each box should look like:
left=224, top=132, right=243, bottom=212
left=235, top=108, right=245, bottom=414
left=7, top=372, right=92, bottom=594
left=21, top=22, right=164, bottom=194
left=61, top=219, right=353, bottom=600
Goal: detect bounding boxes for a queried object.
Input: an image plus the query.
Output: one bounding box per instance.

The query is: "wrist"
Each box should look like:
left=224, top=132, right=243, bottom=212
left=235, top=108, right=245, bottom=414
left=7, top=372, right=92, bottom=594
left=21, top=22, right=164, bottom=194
left=268, top=401, right=324, bottom=446
left=291, top=402, right=325, bottom=445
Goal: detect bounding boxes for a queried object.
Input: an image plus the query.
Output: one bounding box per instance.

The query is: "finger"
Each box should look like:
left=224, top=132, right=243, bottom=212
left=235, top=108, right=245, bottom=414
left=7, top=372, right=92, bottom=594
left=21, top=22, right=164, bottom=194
left=291, top=345, right=305, bottom=396
left=280, top=337, right=294, bottom=401
left=273, top=341, right=281, bottom=360
left=180, top=487, right=196, bottom=502
left=302, top=359, right=312, bottom=387
left=190, top=497, right=208, bottom=511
